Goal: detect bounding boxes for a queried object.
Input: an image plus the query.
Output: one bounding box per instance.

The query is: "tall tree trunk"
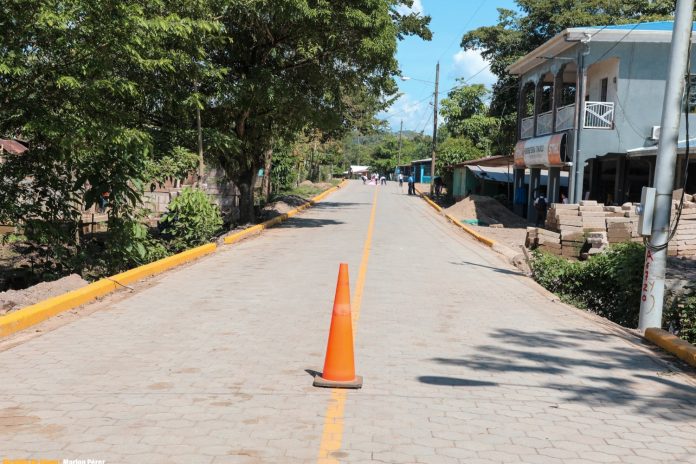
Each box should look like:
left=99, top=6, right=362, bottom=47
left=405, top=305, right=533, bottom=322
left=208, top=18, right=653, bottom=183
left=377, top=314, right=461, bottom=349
left=261, top=148, right=273, bottom=202
left=236, top=167, right=258, bottom=224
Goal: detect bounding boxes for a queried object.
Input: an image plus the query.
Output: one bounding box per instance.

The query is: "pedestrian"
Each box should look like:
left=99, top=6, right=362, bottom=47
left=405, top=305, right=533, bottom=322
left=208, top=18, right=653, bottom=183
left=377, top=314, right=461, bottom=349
left=534, top=191, right=548, bottom=227
left=434, top=176, right=443, bottom=197
left=407, top=175, right=415, bottom=195
left=398, top=173, right=404, bottom=188
left=361, top=175, right=367, bottom=184
left=560, top=192, right=569, bottom=204
left=380, top=175, right=386, bottom=185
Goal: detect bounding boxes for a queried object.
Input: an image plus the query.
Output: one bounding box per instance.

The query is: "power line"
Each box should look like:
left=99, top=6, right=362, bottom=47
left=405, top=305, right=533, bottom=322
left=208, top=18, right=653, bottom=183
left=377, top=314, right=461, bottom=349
left=381, top=92, right=434, bottom=122
left=437, top=0, right=487, bottom=62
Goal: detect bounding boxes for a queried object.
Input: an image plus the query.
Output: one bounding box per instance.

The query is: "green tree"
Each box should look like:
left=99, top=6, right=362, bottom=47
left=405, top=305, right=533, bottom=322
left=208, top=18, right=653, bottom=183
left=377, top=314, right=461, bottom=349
left=0, top=1, right=217, bottom=275
left=440, top=83, right=502, bottom=154
left=436, top=136, right=484, bottom=173
left=202, top=0, right=431, bottom=222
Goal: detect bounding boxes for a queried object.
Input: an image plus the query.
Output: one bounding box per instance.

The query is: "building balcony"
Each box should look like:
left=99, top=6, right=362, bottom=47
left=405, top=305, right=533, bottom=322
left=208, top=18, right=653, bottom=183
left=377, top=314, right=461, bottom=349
left=519, top=101, right=615, bottom=139
left=537, top=110, right=553, bottom=136
left=521, top=116, right=534, bottom=139
left=584, top=101, right=615, bottom=129
left=556, top=104, right=575, bottom=131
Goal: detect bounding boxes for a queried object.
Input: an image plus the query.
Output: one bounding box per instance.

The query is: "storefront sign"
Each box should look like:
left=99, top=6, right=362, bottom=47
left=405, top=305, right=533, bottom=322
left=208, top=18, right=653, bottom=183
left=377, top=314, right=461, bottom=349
left=514, top=134, right=566, bottom=168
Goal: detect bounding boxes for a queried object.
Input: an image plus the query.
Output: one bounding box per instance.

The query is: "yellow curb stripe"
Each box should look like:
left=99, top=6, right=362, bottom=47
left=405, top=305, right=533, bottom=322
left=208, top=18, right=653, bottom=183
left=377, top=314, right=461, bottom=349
left=0, top=243, right=216, bottom=338
left=444, top=214, right=497, bottom=248
left=645, top=328, right=696, bottom=367
left=317, top=185, right=378, bottom=464
left=0, top=181, right=349, bottom=338
left=223, top=181, right=347, bottom=245
left=412, top=186, right=496, bottom=248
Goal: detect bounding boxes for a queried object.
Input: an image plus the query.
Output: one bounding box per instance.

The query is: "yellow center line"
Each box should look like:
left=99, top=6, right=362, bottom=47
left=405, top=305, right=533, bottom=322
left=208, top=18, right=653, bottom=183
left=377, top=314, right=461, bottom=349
left=317, top=186, right=379, bottom=464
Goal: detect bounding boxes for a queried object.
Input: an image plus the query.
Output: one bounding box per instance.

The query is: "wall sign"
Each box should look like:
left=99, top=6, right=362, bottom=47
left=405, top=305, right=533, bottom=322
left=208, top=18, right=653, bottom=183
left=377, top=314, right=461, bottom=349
left=514, top=134, right=566, bottom=168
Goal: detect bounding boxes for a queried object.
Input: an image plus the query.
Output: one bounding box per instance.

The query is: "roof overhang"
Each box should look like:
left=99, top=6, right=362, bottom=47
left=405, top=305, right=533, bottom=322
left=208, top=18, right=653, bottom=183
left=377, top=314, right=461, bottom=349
left=451, top=155, right=513, bottom=169
left=508, top=25, right=694, bottom=77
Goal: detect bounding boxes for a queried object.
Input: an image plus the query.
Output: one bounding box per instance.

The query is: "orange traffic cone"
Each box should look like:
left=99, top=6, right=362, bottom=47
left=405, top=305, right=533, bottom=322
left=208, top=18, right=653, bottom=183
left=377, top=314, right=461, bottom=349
left=313, top=263, right=363, bottom=389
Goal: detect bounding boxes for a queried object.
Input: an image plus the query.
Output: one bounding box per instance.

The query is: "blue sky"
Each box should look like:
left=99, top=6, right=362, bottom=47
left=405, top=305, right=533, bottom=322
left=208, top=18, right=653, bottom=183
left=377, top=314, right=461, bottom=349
left=379, top=0, right=519, bottom=132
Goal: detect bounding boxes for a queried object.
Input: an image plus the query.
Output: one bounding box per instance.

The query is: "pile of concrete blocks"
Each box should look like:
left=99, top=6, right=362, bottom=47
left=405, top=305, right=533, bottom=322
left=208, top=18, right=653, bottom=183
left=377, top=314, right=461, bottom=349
left=586, top=231, right=609, bottom=256
left=525, top=227, right=562, bottom=256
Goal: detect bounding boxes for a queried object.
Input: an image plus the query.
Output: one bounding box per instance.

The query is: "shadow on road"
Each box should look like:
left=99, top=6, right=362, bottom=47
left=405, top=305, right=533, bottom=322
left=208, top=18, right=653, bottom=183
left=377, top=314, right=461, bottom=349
left=278, top=218, right=345, bottom=228
left=449, top=260, right=524, bottom=276
left=418, top=376, right=497, bottom=387
left=313, top=202, right=369, bottom=209
left=426, top=328, right=696, bottom=420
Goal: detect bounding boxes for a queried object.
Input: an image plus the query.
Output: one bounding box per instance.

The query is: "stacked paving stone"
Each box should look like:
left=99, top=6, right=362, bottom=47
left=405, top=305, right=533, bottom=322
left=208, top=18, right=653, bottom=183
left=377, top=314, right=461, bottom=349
left=526, top=193, right=696, bottom=259
left=526, top=227, right=562, bottom=256
left=672, top=196, right=696, bottom=257
left=586, top=231, right=609, bottom=256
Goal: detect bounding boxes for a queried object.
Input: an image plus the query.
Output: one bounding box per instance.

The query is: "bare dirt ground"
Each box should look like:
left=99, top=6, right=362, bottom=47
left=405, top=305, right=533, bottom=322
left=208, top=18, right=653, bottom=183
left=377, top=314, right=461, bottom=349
left=0, top=273, right=88, bottom=316
left=445, top=194, right=527, bottom=227
left=444, top=195, right=529, bottom=251
left=259, top=194, right=308, bottom=220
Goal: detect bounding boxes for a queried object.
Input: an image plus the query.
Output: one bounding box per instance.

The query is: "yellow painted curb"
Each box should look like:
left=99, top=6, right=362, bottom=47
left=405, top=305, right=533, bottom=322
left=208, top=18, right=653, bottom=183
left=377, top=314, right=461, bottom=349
left=445, top=214, right=497, bottom=247
left=413, top=186, right=497, bottom=248
left=223, top=180, right=346, bottom=245
left=0, top=243, right=217, bottom=338
left=0, top=180, right=347, bottom=337
left=644, top=328, right=696, bottom=368
left=414, top=187, right=443, bottom=213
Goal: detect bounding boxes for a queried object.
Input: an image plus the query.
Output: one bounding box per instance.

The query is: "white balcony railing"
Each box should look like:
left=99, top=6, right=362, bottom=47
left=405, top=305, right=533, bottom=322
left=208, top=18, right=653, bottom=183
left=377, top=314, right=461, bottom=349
left=555, top=103, right=575, bottom=131
left=584, top=101, right=614, bottom=129
left=536, top=110, right=553, bottom=136
left=521, top=116, right=534, bottom=139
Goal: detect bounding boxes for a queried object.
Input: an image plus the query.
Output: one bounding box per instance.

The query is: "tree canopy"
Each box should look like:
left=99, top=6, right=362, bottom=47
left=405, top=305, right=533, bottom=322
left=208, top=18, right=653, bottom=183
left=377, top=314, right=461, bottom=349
left=0, top=0, right=431, bottom=278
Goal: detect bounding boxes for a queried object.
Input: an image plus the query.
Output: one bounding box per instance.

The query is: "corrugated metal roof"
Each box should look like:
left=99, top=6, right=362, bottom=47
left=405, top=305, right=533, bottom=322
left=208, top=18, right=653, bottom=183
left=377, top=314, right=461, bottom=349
left=589, top=21, right=689, bottom=32
left=0, top=139, right=28, bottom=155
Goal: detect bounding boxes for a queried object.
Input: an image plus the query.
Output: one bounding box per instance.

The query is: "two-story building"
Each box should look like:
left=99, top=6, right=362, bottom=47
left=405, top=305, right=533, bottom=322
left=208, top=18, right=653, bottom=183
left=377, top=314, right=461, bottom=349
left=508, top=21, right=696, bottom=222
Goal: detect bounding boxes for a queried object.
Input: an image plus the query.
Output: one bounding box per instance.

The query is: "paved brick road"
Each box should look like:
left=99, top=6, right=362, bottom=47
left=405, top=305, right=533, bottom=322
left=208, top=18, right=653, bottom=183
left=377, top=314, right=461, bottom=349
left=1, top=180, right=695, bottom=463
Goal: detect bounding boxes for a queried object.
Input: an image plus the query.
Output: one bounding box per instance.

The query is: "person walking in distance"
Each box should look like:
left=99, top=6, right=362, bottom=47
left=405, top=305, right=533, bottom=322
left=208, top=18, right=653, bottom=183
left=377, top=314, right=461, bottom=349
left=534, top=190, right=548, bottom=227
left=407, top=174, right=415, bottom=195
left=398, top=173, right=404, bottom=188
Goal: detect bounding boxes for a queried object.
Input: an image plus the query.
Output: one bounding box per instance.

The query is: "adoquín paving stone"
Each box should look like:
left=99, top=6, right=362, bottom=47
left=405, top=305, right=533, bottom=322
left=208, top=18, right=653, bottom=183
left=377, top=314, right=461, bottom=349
left=0, top=181, right=695, bottom=463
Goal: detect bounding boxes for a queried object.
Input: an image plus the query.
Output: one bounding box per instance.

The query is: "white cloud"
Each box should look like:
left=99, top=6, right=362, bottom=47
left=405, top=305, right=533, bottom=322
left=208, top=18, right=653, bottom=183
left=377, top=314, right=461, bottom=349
left=451, top=49, right=497, bottom=88
left=396, top=0, right=424, bottom=15
left=378, top=93, right=433, bottom=132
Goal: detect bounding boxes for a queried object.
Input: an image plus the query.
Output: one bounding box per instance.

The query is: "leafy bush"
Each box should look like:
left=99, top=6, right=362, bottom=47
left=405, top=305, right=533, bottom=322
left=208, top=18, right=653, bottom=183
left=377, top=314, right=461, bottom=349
left=531, top=242, right=645, bottom=327
left=159, top=188, right=223, bottom=252
left=665, top=295, right=696, bottom=344
left=101, top=219, right=170, bottom=273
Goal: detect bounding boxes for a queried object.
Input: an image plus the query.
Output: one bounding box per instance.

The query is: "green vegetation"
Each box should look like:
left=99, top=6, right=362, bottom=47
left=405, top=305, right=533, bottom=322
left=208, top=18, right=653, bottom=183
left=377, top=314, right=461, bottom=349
left=531, top=243, right=645, bottom=327
left=531, top=242, right=696, bottom=344
left=666, top=295, right=696, bottom=344
left=159, top=189, right=223, bottom=253
left=0, top=1, right=431, bottom=285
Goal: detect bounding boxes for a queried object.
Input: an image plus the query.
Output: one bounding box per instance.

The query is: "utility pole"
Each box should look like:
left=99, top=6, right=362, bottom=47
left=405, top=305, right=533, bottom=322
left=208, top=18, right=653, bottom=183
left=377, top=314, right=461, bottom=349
left=430, top=62, right=440, bottom=196
left=639, top=0, right=694, bottom=331
left=196, top=104, right=204, bottom=187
